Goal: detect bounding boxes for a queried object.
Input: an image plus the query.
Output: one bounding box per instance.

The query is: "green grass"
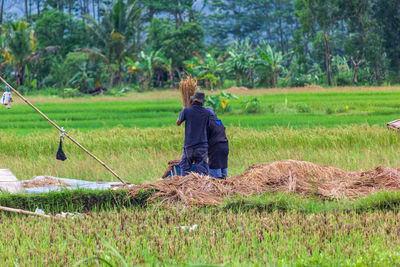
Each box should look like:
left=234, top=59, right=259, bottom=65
left=1, top=206, right=400, bottom=266
left=1, top=88, right=400, bottom=265
left=2, top=90, right=400, bottom=134
left=0, top=189, right=152, bottom=214
left=0, top=190, right=400, bottom=265
left=1, top=124, right=399, bottom=183
left=221, top=190, right=400, bottom=213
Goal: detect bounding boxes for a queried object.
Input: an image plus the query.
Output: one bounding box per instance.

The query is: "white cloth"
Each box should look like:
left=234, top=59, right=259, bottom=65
left=1, top=91, right=12, bottom=105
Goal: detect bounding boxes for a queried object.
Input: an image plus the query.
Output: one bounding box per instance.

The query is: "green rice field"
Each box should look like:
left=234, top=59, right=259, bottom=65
left=2, top=87, right=400, bottom=266
left=2, top=89, right=400, bottom=133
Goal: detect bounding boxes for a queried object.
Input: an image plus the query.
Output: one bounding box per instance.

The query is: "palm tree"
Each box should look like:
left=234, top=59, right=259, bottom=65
left=256, top=39, right=284, bottom=87
left=85, top=0, right=141, bottom=87
left=3, top=21, right=36, bottom=86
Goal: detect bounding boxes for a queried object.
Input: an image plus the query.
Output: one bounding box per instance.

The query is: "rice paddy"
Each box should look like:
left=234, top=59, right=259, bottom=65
left=2, top=208, right=400, bottom=266
left=2, top=89, right=400, bottom=134
left=2, top=87, right=400, bottom=265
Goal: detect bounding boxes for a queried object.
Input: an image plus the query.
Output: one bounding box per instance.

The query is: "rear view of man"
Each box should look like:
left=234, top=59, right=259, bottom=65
left=206, top=107, right=229, bottom=179
left=177, top=90, right=210, bottom=176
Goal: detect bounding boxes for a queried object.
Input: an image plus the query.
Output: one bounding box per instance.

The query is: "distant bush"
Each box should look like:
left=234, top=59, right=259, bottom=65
left=295, top=103, right=311, bottom=113
left=206, top=91, right=238, bottom=113
left=242, top=97, right=261, bottom=113
left=335, top=71, right=353, bottom=86
left=60, top=88, right=82, bottom=98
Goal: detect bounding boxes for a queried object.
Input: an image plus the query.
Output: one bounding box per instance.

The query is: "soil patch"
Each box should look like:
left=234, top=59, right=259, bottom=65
left=128, top=160, right=400, bottom=205
left=226, top=86, right=249, bottom=93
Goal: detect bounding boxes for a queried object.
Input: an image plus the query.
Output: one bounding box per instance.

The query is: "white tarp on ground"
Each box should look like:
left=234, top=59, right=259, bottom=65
left=0, top=169, right=24, bottom=193
left=22, top=176, right=124, bottom=194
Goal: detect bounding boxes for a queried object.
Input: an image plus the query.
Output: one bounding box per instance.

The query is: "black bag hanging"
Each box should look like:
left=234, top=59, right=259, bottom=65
left=56, top=129, right=67, bottom=161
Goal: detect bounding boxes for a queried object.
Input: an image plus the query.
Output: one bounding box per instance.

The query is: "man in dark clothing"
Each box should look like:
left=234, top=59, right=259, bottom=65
left=205, top=107, right=229, bottom=179
left=177, top=90, right=210, bottom=176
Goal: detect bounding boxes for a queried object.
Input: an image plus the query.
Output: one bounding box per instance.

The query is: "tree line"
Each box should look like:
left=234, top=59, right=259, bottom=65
left=0, top=0, right=399, bottom=94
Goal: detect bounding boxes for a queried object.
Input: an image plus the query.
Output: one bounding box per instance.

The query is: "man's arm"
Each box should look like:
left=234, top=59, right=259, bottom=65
left=177, top=108, right=185, bottom=126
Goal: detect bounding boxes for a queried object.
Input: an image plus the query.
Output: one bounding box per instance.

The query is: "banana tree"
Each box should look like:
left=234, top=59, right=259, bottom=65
left=130, top=48, right=163, bottom=90
left=158, top=55, right=175, bottom=89
left=256, top=39, right=284, bottom=87
left=69, top=62, right=95, bottom=94
left=224, top=39, right=255, bottom=87
left=186, top=50, right=224, bottom=90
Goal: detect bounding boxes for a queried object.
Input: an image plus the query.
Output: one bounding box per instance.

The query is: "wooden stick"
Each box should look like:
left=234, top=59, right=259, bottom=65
left=0, top=75, right=127, bottom=185
left=0, top=205, right=52, bottom=218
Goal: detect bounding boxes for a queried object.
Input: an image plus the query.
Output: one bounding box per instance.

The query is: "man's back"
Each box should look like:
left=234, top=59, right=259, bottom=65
left=207, top=119, right=228, bottom=147
left=179, top=104, right=210, bottom=148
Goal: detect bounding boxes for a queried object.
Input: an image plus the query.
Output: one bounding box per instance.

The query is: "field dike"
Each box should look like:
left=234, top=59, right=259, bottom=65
left=129, top=160, right=400, bottom=205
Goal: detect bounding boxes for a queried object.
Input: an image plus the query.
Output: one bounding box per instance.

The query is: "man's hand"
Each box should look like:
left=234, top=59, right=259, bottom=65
left=177, top=119, right=182, bottom=126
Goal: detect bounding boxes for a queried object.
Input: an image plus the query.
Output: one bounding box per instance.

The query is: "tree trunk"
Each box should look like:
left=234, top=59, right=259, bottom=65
left=374, top=63, right=381, bottom=86
left=25, top=0, right=28, bottom=19
left=272, top=72, right=278, bottom=87
left=85, top=0, right=89, bottom=14
left=91, top=0, right=95, bottom=19
left=250, top=69, right=255, bottom=88
left=0, top=0, right=4, bottom=34
left=136, top=20, right=142, bottom=52
left=176, top=68, right=182, bottom=81
left=353, top=67, right=358, bottom=85
left=174, top=12, right=179, bottom=29
left=17, top=65, right=25, bottom=87
left=28, top=0, right=31, bottom=19
left=96, top=0, right=100, bottom=21
left=36, top=0, right=40, bottom=17
left=350, top=57, right=365, bottom=85
left=324, top=33, right=332, bottom=86
left=169, top=70, right=174, bottom=89
left=68, top=0, right=72, bottom=14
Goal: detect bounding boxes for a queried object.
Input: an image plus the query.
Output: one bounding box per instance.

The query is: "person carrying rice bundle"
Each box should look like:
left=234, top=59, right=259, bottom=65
left=177, top=90, right=211, bottom=176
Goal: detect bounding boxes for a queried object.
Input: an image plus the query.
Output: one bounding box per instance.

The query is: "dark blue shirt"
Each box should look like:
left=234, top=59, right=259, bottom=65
left=179, top=105, right=210, bottom=148
left=207, top=119, right=228, bottom=147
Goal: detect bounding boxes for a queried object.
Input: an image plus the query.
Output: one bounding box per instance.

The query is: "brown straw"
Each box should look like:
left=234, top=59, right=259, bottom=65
left=128, top=160, right=400, bottom=205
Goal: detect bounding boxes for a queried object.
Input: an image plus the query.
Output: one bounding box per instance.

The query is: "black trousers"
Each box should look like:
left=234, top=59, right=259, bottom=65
left=208, top=142, right=229, bottom=170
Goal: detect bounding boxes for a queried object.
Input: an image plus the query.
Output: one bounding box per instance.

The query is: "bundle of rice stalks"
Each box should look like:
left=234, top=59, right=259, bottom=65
left=179, top=76, right=198, bottom=108
left=127, top=160, right=400, bottom=205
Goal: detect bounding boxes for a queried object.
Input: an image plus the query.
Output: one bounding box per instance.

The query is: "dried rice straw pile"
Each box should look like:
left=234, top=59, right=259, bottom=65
left=179, top=76, right=198, bottom=108
left=22, top=177, right=71, bottom=188
left=129, top=160, right=400, bottom=205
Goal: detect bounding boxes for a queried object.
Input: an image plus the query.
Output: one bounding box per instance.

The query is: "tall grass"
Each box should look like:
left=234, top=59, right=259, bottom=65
left=1, top=207, right=400, bottom=265
left=0, top=125, right=399, bottom=183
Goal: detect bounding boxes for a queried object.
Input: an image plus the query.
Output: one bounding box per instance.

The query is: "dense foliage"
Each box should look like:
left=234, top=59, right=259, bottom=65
left=0, top=0, right=399, bottom=94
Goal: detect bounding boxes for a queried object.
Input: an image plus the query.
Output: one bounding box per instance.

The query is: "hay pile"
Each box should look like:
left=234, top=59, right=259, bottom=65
left=129, top=160, right=400, bottom=205
left=22, top=177, right=71, bottom=188
left=179, top=76, right=198, bottom=108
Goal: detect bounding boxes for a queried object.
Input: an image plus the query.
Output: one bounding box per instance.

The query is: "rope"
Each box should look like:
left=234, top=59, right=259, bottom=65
left=0, top=76, right=127, bottom=185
